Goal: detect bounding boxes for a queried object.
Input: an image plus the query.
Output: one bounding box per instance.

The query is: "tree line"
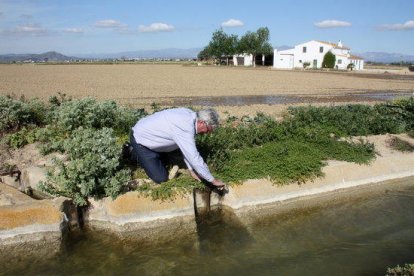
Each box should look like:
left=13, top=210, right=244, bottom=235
left=198, top=27, right=273, bottom=67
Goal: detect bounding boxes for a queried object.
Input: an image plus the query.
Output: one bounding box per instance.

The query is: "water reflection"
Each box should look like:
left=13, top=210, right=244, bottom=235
left=196, top=207, right=253, bottom=256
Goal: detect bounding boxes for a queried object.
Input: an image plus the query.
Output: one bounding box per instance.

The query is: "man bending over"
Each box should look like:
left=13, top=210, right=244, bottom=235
left=130, top=108, right=225, bottom=188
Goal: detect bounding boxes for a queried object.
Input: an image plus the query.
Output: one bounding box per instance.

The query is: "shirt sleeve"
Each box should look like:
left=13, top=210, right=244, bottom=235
left=183, top=158, right=193, bottom=171
left=172, top=130, right=215, bottom=182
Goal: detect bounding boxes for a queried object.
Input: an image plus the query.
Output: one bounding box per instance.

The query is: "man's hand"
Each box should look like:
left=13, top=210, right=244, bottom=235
left=211, top=179, right=226, bottom=190
left=189, top=170, right=202, bottom=182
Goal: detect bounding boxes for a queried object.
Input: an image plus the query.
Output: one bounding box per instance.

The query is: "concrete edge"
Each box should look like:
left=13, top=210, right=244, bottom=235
left=0, top=222, right=64, bottom=240
left=223, top=171, right=414, bottom=210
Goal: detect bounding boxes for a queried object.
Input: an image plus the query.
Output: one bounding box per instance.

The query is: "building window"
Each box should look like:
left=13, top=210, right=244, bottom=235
left=303, top=47, right=307, bottom=53
left=338, top=59, right=342, bottom=64
left=299, top=60, right=302, bottom=63
left=320, top=46, right=323, bottom=53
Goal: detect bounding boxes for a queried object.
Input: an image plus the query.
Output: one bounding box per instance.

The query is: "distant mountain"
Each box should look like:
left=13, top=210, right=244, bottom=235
left=355, top=52, right=414, bottom=63
left=0, top=51, right=82, bottom=62
left=76, top=48, right=203, bottom=59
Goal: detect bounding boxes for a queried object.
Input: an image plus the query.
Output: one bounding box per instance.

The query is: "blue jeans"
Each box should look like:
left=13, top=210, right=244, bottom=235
left=130, top=132, right=168, bottom=183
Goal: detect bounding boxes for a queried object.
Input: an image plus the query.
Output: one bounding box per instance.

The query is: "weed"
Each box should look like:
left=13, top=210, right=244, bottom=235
left=387, top=136, right=414, bottom=152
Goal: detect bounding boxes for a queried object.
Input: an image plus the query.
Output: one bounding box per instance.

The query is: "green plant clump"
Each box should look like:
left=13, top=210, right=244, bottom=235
left=322, top=51, right=336, bottom=68
left=137, top=175, right=206, bottom=201
left=39, top=127, right=130, bottom=206
left=0, top=95, right=48, bottom=133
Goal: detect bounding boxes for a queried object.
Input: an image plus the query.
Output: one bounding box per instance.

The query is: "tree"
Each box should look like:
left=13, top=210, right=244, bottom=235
left=197, top=46, right=212, bottom=61
left=322, top=51, right=336, bottom=69
left=199, top=28, right=238, bottom=65
left=238, top=27, right=273, bottom=67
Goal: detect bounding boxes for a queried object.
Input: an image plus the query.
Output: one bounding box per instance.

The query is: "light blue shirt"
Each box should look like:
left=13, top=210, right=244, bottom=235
left=132, top=108, right=215, bottom=182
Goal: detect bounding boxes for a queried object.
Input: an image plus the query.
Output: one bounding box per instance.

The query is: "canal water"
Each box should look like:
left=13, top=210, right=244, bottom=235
left=2, top=179, right=414, bottom=275
left=150, top=92, right=414, bottom=107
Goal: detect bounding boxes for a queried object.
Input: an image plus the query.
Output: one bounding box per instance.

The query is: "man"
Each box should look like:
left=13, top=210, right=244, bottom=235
left=130, top=107, right=226, bottom=188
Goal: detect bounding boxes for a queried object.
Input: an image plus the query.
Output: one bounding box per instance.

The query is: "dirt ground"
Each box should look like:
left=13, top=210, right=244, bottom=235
left=0, top=63, right=413, bottom=117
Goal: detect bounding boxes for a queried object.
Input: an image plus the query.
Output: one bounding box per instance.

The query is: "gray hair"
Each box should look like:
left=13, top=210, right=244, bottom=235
left=196, top=108, right=220, bottom=129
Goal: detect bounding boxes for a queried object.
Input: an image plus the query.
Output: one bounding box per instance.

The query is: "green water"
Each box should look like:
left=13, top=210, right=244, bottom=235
left=2, top=181, right=414, bottom=275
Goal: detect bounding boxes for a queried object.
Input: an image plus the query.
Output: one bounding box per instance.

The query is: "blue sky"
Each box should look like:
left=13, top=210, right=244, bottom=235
left=0, top=0, right=413, bottom=55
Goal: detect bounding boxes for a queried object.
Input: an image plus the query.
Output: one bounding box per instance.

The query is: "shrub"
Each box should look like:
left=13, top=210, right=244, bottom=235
left=49, top=97, right=147, bottom=135
left=322, top=51, right=336, bottom=68
left=4, top=125, right=38, bottom=149
left=286, top=104, right=406, bottom=136
left=39, top=127, right=131, bottom=206
left=0, top=96, right=47, bottom=133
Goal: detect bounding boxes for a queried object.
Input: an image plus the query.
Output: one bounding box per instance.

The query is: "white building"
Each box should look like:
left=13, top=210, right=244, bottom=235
left=273, top=40, right=364, bottom=70
left=231, top=54, right=271, bottom=66
left=232, top=54, right=253, bottom=66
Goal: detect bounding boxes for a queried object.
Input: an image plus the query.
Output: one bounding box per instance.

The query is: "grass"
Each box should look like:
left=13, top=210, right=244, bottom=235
left=216, top=138, right=375, bottom=185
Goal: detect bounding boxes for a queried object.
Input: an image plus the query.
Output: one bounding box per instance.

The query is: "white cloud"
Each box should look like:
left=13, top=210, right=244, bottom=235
left=94, top=19, right=127, bottom=29
left=64, top=28, right=84, bottom=34
left=221, top=19, right=244, bottom=27
left=13, top=23, right=48, bottom=35
left=379, top=20, right=414, bottom=31
left=138, top=22, right=175, bottom=33
left=314, top=20, right=351, bottom=28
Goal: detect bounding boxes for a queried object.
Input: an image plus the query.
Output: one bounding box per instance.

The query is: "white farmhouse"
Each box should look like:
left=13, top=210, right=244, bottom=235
left=273, top=40, right=364, bottom=70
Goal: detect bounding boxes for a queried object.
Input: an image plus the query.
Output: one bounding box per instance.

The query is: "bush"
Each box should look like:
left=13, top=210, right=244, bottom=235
left=286, top=104, right=407, bottom=136
left=322, top=51, right=336, bottom=68
left=0, top=96, right=47, bottom=133
left=39, top=128, right=131, bottom=206
left=48, top=97, right=147, bottom=136
left=4, top=125, right=38, bottom=149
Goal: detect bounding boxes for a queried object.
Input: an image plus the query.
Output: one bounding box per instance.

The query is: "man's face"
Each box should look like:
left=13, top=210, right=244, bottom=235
left=197, top=120, right=214, bottom=135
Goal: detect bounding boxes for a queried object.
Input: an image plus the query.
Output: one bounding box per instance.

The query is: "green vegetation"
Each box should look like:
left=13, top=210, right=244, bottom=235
left=1, top=94, right=414, bottom=204
left=237, top=27, right=273, bottom=67
left=137, top=175, right=205, bottom=201
left=322, top=51, right=336, bottom=68
left=386, top=263, right=414, bottom=276
left=198, top=28, right=238, bottom=65
left=38, top=128, right=131, bottom=206
left=199, top=27, right=273, bottom=66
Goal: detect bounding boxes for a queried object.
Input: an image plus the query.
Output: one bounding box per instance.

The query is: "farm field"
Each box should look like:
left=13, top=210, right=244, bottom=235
left=1, top=63, right=413, bottom=117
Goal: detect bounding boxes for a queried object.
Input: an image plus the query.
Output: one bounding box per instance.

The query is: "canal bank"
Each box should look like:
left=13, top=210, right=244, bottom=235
left=1, top=134, right=414, bottom=252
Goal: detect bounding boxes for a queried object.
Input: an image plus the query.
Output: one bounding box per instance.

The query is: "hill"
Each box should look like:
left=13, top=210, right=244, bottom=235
left=0, top=51, right=81, bottom=62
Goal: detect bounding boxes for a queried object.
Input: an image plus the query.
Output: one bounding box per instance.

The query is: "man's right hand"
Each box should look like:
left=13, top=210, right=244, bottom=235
left=211, top=179, right=226, bottom=190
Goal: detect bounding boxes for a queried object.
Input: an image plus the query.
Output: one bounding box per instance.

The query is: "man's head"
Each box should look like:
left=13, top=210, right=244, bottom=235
left=196, top=108, right=220, bottom=134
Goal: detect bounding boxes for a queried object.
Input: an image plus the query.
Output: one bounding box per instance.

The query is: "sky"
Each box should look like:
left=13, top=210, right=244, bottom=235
left=0, top=0, right=414, bottom=55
